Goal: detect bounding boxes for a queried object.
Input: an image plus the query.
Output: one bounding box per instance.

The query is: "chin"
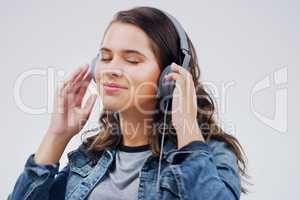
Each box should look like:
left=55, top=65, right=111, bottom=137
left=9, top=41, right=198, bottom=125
left=102, top=101, right=119, bottom=111
left=102, top=100, right=130, bottom=112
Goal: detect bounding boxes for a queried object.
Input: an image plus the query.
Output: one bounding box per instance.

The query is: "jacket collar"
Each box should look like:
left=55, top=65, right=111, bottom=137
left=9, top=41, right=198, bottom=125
left=67, top=143, right=117, bottom=176
left=67, top=135, right=178, bottom=174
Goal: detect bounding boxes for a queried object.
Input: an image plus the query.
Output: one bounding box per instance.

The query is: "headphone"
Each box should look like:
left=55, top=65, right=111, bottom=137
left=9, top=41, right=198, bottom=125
left=89, top=11, right=191, bottom=193
left=89, top=11, right=191, bottom=100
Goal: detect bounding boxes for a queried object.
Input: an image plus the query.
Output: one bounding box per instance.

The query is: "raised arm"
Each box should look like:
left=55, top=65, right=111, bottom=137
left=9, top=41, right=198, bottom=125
left=8, top=64, right=96, bottom=200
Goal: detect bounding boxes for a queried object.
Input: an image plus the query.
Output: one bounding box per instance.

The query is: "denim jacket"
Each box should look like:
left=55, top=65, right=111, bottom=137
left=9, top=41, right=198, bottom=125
left=8, top=137, right=241, bottom=200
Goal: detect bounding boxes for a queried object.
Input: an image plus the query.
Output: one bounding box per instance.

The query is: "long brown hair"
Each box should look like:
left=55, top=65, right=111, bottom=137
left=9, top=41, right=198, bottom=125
left=82, top=6, right=249, bottom=193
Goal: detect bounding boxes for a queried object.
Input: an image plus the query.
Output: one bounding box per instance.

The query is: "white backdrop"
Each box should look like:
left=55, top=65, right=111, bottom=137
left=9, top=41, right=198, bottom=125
left=1, top=0, right=298, bottom=199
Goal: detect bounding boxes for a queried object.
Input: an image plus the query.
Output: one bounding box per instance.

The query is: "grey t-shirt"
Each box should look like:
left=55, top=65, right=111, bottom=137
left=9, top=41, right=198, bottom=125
left=87, top=144, right=152, bottom=200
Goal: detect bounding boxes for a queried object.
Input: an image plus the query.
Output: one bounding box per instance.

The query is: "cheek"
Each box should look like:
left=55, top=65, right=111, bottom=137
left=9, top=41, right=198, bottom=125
left=132, top=65, right=161, bottom=100
left=135, top=79, right=157, bottom=95
left=94, top=65, right=103, bottom=81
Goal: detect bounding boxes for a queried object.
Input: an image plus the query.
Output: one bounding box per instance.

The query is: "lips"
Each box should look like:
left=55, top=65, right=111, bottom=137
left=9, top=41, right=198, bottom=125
left=103, top=82, right=127, bottom=89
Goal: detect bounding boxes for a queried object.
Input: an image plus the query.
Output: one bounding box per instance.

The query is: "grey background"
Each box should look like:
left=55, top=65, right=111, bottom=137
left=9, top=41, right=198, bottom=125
left=1, top=0, right=299, bottom=199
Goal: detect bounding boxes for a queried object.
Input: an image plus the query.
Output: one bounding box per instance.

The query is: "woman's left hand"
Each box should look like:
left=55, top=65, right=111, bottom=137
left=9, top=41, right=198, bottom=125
left=164, top=63, right=204, bottom=149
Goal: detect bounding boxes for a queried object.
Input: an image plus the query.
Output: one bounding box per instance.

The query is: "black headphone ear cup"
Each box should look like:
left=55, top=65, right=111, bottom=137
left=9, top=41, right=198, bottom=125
left=157, top=65, right=176, bottom=99
left=90, top=54, right=99, bottom=82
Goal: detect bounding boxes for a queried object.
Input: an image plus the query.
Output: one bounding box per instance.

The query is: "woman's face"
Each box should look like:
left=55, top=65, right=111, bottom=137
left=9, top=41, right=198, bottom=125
left=95, top=22, right=161, bottom=113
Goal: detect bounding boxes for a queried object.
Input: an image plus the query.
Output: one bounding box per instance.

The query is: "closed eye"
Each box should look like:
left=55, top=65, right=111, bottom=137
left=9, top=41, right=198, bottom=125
left=100, top=58, right=111, bottom=62
left=100, top=58, right=139, bottom=65
left=127, top=60, right=139, bottom=64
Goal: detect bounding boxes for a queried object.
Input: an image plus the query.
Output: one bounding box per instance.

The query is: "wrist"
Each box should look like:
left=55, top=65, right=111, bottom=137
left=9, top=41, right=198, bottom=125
left=34, top=131, right=71, bottom=165
left=176, top=122, right=204, bottom=149
left=45, top=129, right=73, bottom=142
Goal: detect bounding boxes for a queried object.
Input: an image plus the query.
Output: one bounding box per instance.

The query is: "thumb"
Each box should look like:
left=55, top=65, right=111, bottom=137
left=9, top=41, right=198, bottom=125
left=82, top=94, right=97, bottom=118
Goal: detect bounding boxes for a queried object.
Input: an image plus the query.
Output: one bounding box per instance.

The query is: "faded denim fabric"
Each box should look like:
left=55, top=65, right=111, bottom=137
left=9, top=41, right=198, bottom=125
left=8, top=138, right=241, bottom=200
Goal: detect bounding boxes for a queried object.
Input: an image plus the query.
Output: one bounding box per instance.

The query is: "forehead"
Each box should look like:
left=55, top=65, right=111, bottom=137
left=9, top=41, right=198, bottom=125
left=101, top=22, right=155, bottom=58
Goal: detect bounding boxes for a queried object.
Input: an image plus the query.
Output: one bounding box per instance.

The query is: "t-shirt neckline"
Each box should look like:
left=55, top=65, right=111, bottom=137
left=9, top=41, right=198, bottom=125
left=118, top=143, right=150, bottom=153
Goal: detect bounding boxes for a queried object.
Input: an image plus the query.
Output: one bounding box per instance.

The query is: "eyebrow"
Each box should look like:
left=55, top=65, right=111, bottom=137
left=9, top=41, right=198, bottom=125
left=99, top=47, right=146, bottom=58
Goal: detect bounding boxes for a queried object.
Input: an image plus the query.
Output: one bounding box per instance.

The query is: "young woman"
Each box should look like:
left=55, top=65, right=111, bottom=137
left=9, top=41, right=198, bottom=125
left=8, top=6, right=247, bottom=200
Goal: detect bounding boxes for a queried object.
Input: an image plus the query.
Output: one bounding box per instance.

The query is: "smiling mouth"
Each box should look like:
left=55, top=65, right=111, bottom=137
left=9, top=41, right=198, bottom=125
left=103, top=82, right=127, bottom=88
left=101, top=82, right=128, bottom=93
left=103, top=85, right=124, bottom=92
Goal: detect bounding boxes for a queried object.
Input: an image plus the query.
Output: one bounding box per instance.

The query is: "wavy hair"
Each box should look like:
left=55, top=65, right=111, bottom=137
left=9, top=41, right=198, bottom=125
left=82, top=6, right=249, bottom=193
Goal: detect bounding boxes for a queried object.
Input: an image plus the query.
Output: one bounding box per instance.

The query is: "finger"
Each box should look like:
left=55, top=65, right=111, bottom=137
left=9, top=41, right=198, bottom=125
left=82, top=65, right=92, bottom=80
left=74, top=87, right=86, bottom=107
left=170, top=63, right=185, bottom=74
left=70, top=64, right=90, bottom=88
left=172, top=65, right=196, bottom=110
left=76, top=66, right=92, bottom=92
left=65, top=66, right=90, bottom=95
left=165, top=71, right=193, bottom=99
left=74, top=73, right=93, bottom=107
left=164, top=72, right=181, bottom=81
left=82, top=94, right=97, bottom=117
left=60, top=80, right=71, bottom=99
left=72, top=66, right=92, bottom=94
left=64, top=64, right=88, bottom=86
left=62, top=70, right=91, bottom=109
left=55, top=83, right=71, bottom=115
left=60, top=64, right=88, bottom=95
left=170, top=63, right=192, bottom=78
left=59, top=80, right=79, bottom=109
left=171, top=63, right=194, bottom=87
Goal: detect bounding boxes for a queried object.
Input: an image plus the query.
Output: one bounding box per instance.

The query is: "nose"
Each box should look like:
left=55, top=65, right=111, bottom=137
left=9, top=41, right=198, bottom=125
left=95, top=59, right=124, bottom=81
left=105, top=68, right=123, bottom=78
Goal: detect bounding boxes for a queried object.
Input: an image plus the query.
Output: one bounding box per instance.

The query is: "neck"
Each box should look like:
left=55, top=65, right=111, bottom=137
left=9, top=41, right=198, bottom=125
left=118, top=106, right=154, bottom=147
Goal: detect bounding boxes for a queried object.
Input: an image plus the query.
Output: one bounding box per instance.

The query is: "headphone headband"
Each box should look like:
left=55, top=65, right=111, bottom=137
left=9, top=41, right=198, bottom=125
left=162, top=11, right=191, bottom=69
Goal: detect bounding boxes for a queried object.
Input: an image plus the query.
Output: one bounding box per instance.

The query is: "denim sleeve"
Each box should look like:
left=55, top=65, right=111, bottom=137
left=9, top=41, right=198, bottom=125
left=7, top=154, right=69, bottom=200
left=170, top=140, right=241, bottom=200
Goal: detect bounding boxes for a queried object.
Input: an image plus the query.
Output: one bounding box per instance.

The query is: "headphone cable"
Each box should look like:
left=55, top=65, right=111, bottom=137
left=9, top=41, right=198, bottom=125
left=156, top=99, right=170, bottom=193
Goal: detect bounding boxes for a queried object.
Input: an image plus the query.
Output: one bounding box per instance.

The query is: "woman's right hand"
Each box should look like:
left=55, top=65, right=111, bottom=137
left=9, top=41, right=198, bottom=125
left=34, top=64, right=97, bottom=165
left=46, top=64, right=97, bottom=140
